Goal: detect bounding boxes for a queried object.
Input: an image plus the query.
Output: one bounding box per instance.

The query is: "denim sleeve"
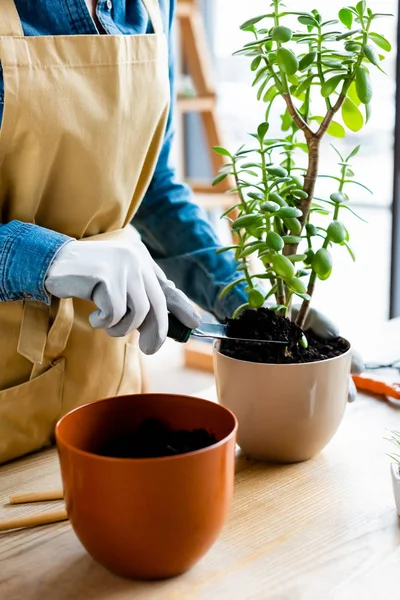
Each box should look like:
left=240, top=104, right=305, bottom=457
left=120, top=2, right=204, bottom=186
left=132, top=0, right=247, bottom=321
left=0, top=221, right=71, bottom=303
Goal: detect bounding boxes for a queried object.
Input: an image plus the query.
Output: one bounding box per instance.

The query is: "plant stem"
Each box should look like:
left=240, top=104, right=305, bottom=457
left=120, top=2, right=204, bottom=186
left=276, top=278, right=286, bottom=309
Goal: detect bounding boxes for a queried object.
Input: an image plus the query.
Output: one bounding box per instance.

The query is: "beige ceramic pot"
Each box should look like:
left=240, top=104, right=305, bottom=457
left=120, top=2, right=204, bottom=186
left=213, top=341, right=352, bottom=463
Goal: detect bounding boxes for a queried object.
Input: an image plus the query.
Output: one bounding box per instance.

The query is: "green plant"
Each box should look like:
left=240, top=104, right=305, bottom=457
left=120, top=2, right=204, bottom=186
left=214, top=1, right=393, bottom=328
left=387, top=429, right=400, bottom=471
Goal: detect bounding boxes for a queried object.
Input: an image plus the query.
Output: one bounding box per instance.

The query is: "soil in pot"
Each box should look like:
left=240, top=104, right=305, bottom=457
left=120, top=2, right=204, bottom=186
left=97, top=418, right=217, bottom=459
left=220, top=307, right=349, bottom=364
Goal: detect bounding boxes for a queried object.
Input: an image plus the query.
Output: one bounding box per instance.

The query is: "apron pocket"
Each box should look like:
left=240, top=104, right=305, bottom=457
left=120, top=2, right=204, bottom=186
left=0, top=358, right=65, bottom=464
left=116, top=342, right=142, bottom=396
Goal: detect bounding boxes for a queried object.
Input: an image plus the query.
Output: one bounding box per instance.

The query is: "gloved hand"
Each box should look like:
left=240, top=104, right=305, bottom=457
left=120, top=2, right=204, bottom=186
left=291, top=305, right=364, bottom=403
left=45, top=239, right=201, bottom=355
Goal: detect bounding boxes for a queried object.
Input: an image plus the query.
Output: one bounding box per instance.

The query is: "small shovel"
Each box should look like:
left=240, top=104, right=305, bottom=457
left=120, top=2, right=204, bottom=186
left=167, top=313, right=287, bottom=345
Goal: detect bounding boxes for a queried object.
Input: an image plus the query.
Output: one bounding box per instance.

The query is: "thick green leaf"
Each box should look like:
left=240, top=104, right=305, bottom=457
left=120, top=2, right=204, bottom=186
left=272, top=26, right=293, bottom=43
left=321, top=75, right=344, bottom=98
left=341, top=97, right=364, bottom=132
left=286, top=277, right=307, bottom=295
left=298, top=16, right=317, bottom=26
left=267, top=165, right=288, bottom=178
left=266, top=231, right=284, bottom=251
left=257, top=121, right=270, bottom=140
left=338, top=7, right=353, bottom=28
left=231, top=214, right=263, bottom=231
left=248, top=288, right=265, bottom=308
left=330, top=191, right=347, bottom=203
left=365, top=101, right=372, bottom=124
left=212, top=173, right=228, bottom=186
left=276, top=207, right=303, bottom=218
left=296, top=75, right=314, bottom=96
left=363, top=44, right=380, bottom=66
left=312, top=248, right=332, bottom=279
left=356, top=0, right=366, bottom=17
left=348, top=81, right=361, bottom=106
left=276, top=48, right=299, bottom=76
left=283, top=235, right=302, bottom=244
left=213, top=146, right=231, bottom=157
left=327, top=220, right=347, bottom=243
left=271, top=254, right=296, bottom=279
left=336, top=28, right=362, bottom=41
left=346, top=145, right=361, bottom=161
left=299, top=51, right=317, bottom=71
left=369, top=32, right=392, bottom=52
left=356, top=66, right=372, bottom=104
left=260, top=201, right=280, bottom=213
left=251, top=56, right=262, bottom=72
left=219, top=278, right=246, bottom=300
left=240, top=15, right=267, bottom=30
left=252, top=66, right=269, bottom=87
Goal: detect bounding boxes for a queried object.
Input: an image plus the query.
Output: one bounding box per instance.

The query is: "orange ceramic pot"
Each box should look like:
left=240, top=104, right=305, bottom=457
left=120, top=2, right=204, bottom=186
left=56, top=394, right=237, bottom=580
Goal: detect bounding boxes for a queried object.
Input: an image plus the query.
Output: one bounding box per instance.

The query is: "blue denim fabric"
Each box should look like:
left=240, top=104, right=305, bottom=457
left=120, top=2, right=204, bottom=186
left=0, top=0, right=246, bottom=319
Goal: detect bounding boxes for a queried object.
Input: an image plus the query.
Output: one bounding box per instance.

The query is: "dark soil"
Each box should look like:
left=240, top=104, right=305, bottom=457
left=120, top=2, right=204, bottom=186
left=220, top=308, right=349, bottom=364
left=97, top=418, right=217, bottom=459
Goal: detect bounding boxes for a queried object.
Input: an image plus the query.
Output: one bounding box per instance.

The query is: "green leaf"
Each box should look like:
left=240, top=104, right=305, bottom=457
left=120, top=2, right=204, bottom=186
left=346, top=145, right=361, bottom=161
left=271, top=254, right=296, bottom=280
left=286, top=277, right=307, bottom=295
left=252, top=66, right=269, bottom=87
left=342, top=240, right=356, bottom=261
left=257, top=77, right=271, bottom=102
left=263, top=85, right=278, bottom=103
left=341, top=97, right=364, bottom=132
left=251, top=56, right=262, bottom=72
left=216, top=245, right=238, bottom=255
left=272, top=26, right=293, bottom=43
left=363, top=44, right=380, bottom=67
left=212, top=173, right=228, bottom=186
left=266, top=231, right=284, bottom=251
left=219, top=278, right=246, bottom=300
left=327, top=220, right=347, bottom=243
left=348, top=81, right=361, bottom=106
left=330, top=191, right=347, bottom=203
left=257, top=121, right=270, bottom=140
left=312, top=248, right=332, bottom=279
left=295, top=74, right=314, bottom=96
left=231, top=214, right=263, bottom=231
left=280, top=108, right=292, bottom=132
left=248, top=288, right=265, bottom=308
left=299, top=51, right=317, bottom=71
left=213, top=146, right=231, bottom=157
left=260, top=201, right=280, bottom=213
left=369, top=32, right=392, bottom=52
left=365, top=101, right=372, bottom=124
left=276, top=207, right=303, bottom=218
left=356, top=66, right=373, bottom=104
left=321, top=75, right=344, bottom=98
left=356, top=0, right=366, bottom=17
left=232, top=303, right=250, bottom=319
left=338, top=8, right=353, bottom=29
left=283, top=235, right=302, bottom=244
left=267, top=165, right=288, bottom=178
left=298, top=15, right=317, bottom=27
left=276, top=48, right=299, bottom=76
left=336, top=28, right=362, bottom=41
left=240, top=15, right=267, bottom=30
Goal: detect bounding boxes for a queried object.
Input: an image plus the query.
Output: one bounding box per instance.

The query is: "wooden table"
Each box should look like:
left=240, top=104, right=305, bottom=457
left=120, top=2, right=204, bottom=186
left=1, top=323, right=400, bottom=600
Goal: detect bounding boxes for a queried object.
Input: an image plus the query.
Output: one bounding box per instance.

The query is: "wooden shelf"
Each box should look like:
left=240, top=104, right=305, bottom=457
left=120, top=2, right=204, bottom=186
left=184, top=340, right=214, bottom=373
left=177, top=95, right=216, bottom=113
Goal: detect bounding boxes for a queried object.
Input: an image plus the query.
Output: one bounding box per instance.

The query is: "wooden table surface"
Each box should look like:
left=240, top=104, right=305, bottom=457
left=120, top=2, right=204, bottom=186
left=1, top=322, right=400, bottom=600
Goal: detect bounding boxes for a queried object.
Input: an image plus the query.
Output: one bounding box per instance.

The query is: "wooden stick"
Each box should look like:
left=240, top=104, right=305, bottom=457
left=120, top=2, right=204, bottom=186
left=9, top=489, right=64, bottom=505
left=0, top=509, right=68, bottom=532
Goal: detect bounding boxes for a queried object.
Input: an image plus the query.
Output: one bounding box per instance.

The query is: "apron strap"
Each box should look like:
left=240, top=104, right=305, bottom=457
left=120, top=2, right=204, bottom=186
left=0, top=0, right=24, bottom=37
left=142, top=0, right=164, bottom=35
left=18, top=298, right=74, bottom=378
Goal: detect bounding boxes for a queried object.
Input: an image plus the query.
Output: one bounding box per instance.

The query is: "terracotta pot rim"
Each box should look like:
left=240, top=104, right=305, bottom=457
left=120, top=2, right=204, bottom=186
left=55, top=393, right=238, bottom=464
left=213, top=338, right=351, bottom=367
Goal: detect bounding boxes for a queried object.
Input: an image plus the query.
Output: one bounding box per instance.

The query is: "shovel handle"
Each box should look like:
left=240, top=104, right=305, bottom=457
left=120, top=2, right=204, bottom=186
left=167, top=313, right=192, bottom=344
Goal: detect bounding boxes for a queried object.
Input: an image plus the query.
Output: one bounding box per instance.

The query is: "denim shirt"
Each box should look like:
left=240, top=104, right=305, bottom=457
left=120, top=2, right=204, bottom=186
left=0, top=0, right=246, bottom=320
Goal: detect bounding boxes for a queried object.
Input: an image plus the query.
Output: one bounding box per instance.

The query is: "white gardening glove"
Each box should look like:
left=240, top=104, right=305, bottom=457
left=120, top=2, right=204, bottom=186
left=291, top=305, right=364, bottom=403
left=45, top=240, right=201, bottom=355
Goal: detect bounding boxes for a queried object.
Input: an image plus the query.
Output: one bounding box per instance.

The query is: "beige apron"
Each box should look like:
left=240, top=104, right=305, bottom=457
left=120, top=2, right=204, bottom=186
left=0, top=0, right=170, bottom=463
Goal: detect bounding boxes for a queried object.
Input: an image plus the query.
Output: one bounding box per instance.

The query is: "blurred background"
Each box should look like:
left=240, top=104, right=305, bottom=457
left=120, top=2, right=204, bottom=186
left=144, top=0, right=399, bottom=392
